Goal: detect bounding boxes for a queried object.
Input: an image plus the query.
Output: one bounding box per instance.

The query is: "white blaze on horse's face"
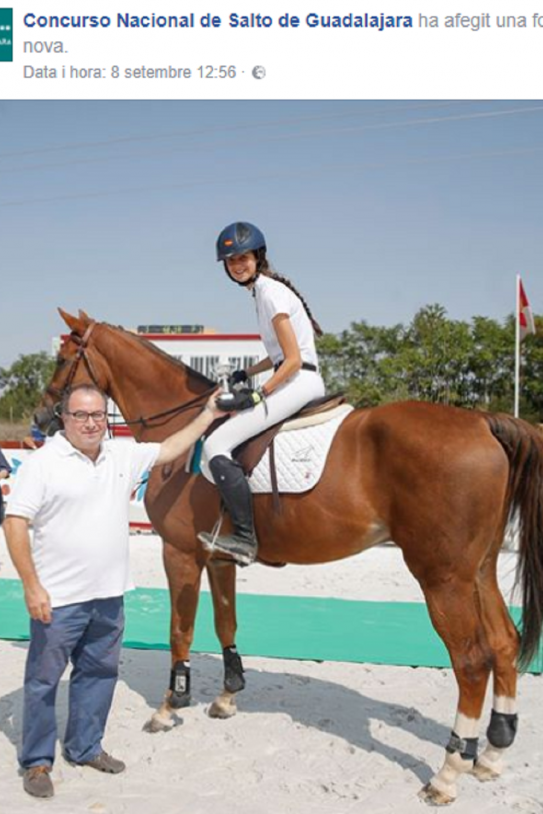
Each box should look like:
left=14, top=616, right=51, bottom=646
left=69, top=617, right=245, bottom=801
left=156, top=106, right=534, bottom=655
left=225, top=252, right=258, bottom=285
left=62, top=390, right=108, bottom=460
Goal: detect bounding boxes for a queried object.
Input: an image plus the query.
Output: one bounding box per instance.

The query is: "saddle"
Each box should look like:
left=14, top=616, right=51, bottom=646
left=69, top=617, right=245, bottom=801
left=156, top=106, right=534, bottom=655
left=204, top=393, right=347, bottom=567
left=207, top=392, right=346, bottom=477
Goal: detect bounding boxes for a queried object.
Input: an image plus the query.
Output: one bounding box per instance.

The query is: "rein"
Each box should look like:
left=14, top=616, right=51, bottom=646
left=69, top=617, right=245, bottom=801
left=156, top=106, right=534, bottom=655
left=48, top=319, right=217, bottom=430
left=122, top=387, right=216, bottom=430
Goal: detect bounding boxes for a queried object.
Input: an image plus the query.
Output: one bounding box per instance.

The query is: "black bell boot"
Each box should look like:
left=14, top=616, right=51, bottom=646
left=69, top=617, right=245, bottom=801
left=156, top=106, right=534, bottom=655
left=198, top=455, right=258, bottom=566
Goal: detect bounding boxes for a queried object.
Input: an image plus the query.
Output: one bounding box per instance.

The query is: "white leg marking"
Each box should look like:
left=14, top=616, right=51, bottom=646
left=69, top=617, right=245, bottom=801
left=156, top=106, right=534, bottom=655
left=454, top=711, right=480, bottom=738
left=473, top=696, right=516, bottom=779
left=475, top=744, right=505, bottom=777
left=493, top=694, right=516, bottom=714
left=429, top=751, right=474, bottom=800
left=428, top=712, right=480, bottom=799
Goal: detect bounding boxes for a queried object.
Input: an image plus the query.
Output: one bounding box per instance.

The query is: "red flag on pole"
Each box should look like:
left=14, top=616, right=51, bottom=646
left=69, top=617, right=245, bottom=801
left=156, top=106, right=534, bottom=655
left=519, top=278, right=536, bottom=341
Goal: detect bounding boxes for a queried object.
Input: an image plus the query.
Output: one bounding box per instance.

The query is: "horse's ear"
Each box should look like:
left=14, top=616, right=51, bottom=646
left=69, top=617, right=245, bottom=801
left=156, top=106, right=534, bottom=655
left=58, top=307, right=87, bottom=335
left=78, top=309, right=92, bottom=322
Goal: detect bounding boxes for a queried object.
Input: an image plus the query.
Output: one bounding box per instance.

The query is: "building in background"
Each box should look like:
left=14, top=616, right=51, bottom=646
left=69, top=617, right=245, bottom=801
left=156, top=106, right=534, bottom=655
left=108, top=326, right=266, bottom=432
left=136, top=325, right=264, bottom=382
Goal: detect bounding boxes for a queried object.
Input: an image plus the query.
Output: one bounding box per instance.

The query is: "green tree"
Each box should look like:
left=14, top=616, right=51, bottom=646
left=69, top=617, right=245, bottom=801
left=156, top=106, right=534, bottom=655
left=398, top=305, right=472, bottom=405
left=316, top=332, right=347, bottom=393
left=522, top=315, right=543, bottom=421
left=318, top=322, right=404, bottom=406
left=317, top=303, right=541, bottom=420
left=0, top=352, right=55, bottom=421
left=468, top=316, right=513, bottom=412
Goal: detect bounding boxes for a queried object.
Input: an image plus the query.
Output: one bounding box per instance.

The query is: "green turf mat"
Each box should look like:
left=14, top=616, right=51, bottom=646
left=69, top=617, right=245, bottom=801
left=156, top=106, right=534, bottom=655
left=0, top=580, right=540, bottom=672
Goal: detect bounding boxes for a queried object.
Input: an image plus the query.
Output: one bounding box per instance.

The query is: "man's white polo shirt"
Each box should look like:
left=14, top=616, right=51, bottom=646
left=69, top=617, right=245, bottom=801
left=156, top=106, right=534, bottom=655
left=6, top=432, right=160, bottom=608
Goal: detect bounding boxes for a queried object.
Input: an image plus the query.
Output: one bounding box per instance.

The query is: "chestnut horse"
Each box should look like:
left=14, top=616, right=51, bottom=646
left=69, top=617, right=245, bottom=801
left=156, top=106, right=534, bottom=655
left=36, top=310, right=543, bottom=806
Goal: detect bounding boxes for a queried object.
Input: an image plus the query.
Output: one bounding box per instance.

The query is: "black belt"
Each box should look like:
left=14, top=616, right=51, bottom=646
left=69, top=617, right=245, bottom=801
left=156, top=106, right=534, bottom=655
left=274, top=361, right=318, bottom=372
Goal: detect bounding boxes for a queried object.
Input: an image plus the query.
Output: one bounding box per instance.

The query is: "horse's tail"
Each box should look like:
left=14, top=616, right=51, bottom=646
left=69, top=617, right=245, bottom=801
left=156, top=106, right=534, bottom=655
left=485, top=414, right=543, bottom=670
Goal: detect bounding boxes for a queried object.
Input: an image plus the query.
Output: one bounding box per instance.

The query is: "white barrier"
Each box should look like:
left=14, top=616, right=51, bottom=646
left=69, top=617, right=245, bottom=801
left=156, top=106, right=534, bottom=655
left=1, top=444, right=521, bottom=544
left=0, top=445, right=152, bottom=530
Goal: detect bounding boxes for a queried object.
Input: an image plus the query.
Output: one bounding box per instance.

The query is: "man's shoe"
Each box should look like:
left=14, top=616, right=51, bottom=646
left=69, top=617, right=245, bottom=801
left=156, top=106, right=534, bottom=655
left=23, top=766, right=54, bottom=798
left=80, top=751, right=125, bottom=774
left=198, top=531, right=257, bottom=566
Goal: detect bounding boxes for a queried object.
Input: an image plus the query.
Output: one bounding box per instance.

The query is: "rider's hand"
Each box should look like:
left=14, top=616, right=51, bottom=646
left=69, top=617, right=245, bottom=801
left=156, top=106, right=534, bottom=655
left=228, top=369, right=248, bottom=388
left=215, top=387, right=264, bottom=413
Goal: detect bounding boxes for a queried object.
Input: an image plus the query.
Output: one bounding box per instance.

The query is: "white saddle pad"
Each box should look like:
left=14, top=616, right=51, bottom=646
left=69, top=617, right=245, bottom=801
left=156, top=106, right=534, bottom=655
left=248, top=404, right=353, bottom=494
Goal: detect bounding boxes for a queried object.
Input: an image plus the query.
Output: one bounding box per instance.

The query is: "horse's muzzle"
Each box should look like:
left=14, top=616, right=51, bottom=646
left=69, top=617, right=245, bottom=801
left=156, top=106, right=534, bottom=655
left=34, top=405, right=62, bottom=436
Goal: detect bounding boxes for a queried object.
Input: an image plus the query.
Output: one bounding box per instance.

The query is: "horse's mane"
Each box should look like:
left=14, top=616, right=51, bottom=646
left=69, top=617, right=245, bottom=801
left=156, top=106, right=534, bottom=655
left=106, top=322, right=215, bottom=389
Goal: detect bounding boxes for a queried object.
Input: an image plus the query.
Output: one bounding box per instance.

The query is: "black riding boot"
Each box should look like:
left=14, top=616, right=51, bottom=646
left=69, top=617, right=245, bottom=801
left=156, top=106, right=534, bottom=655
left=198, top=455, right=258, bottom=566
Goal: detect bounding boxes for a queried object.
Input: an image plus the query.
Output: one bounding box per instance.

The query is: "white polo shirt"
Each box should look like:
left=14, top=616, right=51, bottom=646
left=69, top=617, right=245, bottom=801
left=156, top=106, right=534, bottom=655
left=252, top=275, right=319, bottom=368
left=7, top=432, right=160, bottom=608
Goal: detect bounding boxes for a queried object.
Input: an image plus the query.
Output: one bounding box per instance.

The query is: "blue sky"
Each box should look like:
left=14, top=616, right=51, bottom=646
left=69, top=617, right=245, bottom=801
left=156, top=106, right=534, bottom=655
left=1, top=100, right=542, bottom=368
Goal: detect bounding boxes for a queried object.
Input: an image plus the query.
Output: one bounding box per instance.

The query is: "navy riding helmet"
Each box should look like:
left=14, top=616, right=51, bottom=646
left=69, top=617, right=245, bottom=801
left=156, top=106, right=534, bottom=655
left=216, top=222, right=266, bottom=262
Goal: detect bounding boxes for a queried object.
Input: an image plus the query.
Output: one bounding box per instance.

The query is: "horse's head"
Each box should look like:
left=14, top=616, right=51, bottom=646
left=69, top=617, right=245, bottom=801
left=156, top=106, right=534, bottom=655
left=34, top=308, right=111, bottom=435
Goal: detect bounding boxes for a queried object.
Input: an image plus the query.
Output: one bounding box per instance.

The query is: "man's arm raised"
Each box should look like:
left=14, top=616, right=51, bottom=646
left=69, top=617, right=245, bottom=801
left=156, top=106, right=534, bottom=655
left=154, top=391, right=225, bottom=467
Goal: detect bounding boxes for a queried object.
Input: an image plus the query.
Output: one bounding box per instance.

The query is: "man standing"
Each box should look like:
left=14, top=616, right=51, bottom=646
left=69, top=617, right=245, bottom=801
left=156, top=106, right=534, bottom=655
left=0, top=447, right=12, bottom=524
left=4, top=383, right=221, bottom=798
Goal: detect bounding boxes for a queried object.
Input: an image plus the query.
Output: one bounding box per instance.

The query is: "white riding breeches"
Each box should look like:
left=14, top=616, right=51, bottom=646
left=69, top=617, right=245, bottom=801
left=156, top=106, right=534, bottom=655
left=202, top=369, right=326, bottom=469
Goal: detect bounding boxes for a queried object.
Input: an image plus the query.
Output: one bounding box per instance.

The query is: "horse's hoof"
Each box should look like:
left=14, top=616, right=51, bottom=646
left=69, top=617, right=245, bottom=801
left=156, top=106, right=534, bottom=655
left=208, top=693, right=237, bottom=719
left=418, top=783, right=455, bottom=806
left=144, top=712, right=176, bottom=733
left=471, top=761, right=500, bottom=782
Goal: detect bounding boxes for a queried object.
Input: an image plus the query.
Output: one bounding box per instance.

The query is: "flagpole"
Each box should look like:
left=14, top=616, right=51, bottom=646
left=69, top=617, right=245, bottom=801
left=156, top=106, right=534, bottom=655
left=514, top=273, right=520, bottom=418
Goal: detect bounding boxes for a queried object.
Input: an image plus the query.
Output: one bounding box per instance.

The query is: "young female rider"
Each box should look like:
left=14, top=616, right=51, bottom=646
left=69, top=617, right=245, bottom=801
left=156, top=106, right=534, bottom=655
left=198, top=221, right=325, bottom=566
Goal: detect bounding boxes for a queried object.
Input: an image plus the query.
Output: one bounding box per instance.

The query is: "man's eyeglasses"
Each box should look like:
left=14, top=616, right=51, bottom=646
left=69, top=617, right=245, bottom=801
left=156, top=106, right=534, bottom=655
left=64, top=410, right=107, bottom=423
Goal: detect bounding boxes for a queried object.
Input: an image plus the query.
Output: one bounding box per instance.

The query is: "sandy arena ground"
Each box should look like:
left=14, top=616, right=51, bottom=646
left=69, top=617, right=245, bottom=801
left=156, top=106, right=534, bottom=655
left=0, top=531, right=541, bottom=814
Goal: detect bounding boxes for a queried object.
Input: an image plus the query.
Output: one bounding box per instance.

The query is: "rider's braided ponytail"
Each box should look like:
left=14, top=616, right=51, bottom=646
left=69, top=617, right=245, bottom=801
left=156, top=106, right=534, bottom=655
left=256, top=251, right=323, bottom=337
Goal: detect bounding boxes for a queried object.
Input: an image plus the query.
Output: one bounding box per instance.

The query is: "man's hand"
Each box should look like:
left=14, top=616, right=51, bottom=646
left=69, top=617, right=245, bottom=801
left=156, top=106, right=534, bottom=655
left=154, top=389, right=228, bottom=466
left=24, top=582, right=52, bottom=623
left=3, top=515, right=50, bottom=621
left=204, top=390, right=229, bottom=418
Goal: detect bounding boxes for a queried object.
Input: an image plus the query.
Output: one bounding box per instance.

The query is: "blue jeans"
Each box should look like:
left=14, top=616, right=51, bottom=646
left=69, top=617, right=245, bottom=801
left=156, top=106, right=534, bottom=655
left=21, top=597, right=124, bottom=768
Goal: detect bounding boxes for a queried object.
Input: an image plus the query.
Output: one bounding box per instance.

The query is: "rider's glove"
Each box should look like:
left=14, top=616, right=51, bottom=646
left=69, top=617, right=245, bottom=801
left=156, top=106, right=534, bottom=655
left=228, top=369, right=249, bottom=388
left=216, top=387, right=264, bottom=412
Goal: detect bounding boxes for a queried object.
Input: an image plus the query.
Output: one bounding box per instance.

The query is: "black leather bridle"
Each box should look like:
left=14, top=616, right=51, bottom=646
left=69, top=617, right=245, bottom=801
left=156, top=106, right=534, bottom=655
left=45, top=321, right=102, bottom=402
